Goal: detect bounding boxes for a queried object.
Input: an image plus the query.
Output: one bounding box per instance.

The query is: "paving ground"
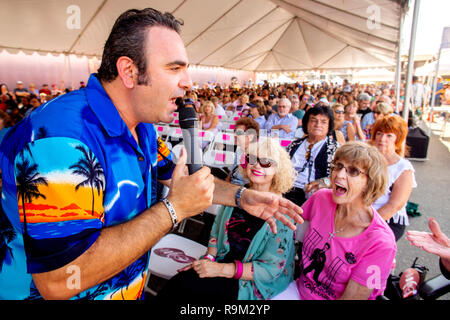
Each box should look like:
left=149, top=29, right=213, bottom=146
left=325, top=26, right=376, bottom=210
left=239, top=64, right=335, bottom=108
left=394, top=112, right=450, bottom=300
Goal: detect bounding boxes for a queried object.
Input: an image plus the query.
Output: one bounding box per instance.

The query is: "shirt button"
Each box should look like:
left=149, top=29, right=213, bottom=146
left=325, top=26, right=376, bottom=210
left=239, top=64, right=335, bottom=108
left=138, top=156, right=144, bottom=161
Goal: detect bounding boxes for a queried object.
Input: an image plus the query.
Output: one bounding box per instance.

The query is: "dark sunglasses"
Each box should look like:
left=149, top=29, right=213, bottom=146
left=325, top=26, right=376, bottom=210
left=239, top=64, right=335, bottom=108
left=334, top=110, right=345, bottom=114
left=245, top=154, right=275, bottom=168
left=331, top=162, right=367, bottom=177
left=235, top=129, right=246, bottom=136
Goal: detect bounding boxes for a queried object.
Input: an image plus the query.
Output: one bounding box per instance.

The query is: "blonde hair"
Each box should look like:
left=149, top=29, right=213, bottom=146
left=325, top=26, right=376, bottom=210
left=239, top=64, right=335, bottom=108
left=333, top=141, right=388, bottom=206
left=374, top=102, right=394, bottom=115
left=241, top=137, right=296, bottom=194
left=332, top=103, right=344, bottom=112
left=200, top=100, right=215, bottom=115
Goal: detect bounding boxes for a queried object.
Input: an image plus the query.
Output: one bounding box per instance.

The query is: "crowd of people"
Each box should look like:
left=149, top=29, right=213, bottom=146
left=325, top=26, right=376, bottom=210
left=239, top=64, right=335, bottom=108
left=0, top=81, right=85, bottom=142
left=0, top=7, right=448, bottom=302
left=161, top=76, right=427, bottom=300
left=0, top=74, right=442, bottom=298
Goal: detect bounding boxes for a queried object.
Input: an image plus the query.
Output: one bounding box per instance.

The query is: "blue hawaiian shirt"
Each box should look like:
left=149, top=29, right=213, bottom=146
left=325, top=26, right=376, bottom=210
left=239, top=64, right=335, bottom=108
left=0, top=74, right=175, bottom=299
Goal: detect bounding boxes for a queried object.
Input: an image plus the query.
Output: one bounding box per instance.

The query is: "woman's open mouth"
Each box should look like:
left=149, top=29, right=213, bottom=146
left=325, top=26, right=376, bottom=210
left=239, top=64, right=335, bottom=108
left=334, top=182, right=347, bottom=196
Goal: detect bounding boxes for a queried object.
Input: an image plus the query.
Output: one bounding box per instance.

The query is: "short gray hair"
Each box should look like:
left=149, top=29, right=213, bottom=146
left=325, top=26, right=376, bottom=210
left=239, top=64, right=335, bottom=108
left=358, top=93, right=371, bottom=101
left=278, top=97, right=292, bottom=109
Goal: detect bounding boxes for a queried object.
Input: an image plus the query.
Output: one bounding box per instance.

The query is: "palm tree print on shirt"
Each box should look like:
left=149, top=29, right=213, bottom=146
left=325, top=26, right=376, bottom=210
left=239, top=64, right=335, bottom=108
left=0, top=204, right=17, bottom=272
left=15, top=159, right=48, bottom=234
left=18, top=126, right=49, bottom=161
left=69, top=145, right=105, bottom=216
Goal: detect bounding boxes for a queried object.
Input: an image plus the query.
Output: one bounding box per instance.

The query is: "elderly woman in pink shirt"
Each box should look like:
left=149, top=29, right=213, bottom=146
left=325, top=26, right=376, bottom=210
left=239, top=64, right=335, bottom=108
left=274, top=141, right=397, bottom=300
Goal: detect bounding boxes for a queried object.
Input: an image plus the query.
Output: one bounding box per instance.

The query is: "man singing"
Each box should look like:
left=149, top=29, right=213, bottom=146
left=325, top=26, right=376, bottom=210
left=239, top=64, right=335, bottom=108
left=0, top=8, right=303, bottom=300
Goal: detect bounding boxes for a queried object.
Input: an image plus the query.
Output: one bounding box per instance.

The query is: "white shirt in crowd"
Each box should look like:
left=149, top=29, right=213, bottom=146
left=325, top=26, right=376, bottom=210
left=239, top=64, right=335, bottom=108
left=291, top=138, right=327, bottom=189
left=372, top=157, right=417, bottom=225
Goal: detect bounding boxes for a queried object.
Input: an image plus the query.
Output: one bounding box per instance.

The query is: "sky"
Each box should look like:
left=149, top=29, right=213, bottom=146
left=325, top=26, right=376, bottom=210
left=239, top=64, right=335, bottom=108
left=401, top=0, right=450, bottom=56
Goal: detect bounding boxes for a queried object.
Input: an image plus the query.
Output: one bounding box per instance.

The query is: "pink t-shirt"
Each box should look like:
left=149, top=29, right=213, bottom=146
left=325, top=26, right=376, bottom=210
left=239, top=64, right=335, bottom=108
left=296, top=189, right=396, bottom=300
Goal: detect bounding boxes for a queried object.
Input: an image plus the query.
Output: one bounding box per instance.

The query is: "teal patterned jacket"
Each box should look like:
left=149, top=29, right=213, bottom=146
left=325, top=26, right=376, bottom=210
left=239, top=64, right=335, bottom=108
left=208, top=206, right=295, bottom=300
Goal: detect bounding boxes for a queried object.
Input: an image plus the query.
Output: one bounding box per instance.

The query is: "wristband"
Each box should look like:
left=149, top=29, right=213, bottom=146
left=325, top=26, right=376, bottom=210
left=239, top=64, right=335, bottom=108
left=233, top=260, right=243, bottom=279
left=204, top=254, right=215, bottom=262
left=235, top=187, right=246, bottom=209
left=162, top=198, right=178, bottom=230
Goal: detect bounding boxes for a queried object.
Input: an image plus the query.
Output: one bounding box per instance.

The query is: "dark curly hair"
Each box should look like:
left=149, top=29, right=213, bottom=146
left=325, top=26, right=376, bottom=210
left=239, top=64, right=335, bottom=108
left=302, top=104, right=334, bottom=136
left=97, top=8, right=183, bottom=85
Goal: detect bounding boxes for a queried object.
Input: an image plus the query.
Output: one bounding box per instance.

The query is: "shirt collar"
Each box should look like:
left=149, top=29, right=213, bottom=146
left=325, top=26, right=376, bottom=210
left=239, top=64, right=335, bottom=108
left=277, top=113, right=291, bottom=120
left=85, top=73, right=127, bottom=137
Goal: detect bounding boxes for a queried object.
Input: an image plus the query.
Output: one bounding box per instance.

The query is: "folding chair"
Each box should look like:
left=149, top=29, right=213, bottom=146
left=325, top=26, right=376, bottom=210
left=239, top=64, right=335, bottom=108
left=279, top=138, right=294, bottom=148
left=166, top=127, right=183, bottom=144
left=198, top=130, right=215, bottom=150
left=206, top=131, right=236, bottom=152
left=169, top=116, right=180, bottom=126
left=203, top=149, right=236, bottom=169
left=170, top=143, right=184, bottom=160
left=230, top=115, right=241, bottom=122
left=146, top=233, right=206, bottom=295
left=154, top=124, right=171, bottom=141
left=295, top=127, right=305, bottom=139
left=221, top=122, right=236, bottom=132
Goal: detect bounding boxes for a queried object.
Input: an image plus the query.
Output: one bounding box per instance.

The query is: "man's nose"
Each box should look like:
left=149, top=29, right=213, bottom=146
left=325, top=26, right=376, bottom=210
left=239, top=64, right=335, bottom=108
left=179, top=71, right=192, bottom=91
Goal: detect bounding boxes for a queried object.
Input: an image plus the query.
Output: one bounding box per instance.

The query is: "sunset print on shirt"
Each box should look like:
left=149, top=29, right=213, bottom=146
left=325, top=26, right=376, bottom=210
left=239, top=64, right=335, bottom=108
left=15, top=137, right=105, bottom=239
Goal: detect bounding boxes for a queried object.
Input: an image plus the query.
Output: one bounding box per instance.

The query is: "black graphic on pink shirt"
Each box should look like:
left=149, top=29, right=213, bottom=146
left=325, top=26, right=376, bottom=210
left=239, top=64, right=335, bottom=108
left=300, top=227, right=347, bottom=299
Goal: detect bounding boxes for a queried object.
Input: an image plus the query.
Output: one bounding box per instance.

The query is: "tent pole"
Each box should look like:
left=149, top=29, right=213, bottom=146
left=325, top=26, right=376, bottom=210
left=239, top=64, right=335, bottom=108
left=394, top=10, right=405, bottom=114
left=68, top=55, right=73, bottom=90
left=62, top=55, right=67, bottom=85
left=429, top=46, right=442, bottom=116
left=403, top=0, right=421, bottom=122
left=429, top=27, right=450, bottom=131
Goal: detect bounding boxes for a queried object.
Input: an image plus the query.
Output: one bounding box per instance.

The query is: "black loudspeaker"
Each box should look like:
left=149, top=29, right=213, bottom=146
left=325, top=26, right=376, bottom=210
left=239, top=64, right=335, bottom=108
left=406, top=127, right=429, bottom=159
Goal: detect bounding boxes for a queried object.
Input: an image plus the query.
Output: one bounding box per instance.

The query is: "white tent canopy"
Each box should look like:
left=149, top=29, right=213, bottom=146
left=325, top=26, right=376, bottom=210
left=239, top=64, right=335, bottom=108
left=415, top=50, right=450, bottom=77
left=352, top=68, right=395, bottom=83
left=268, top=74, right=296, bottom=84
left=1, top=0, right=406, bottom=71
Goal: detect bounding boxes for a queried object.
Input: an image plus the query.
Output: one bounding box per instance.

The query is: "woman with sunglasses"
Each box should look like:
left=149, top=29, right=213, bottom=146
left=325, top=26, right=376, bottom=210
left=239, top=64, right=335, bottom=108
left=158, top=137, right=297, bottom=300
left=370, top=115, right=416, bottom=241
left=331, top=103, right=346, bottom=144
left=274, top=141, right=396, bottom=300
left=226, top=117, right=260, bottom=185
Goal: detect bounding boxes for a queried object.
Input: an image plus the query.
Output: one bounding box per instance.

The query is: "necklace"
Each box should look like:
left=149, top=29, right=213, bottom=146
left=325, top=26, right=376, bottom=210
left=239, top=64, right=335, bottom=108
left=328, top=226, right=345, bottom=241
left=329, top=206, right=346, bottom=241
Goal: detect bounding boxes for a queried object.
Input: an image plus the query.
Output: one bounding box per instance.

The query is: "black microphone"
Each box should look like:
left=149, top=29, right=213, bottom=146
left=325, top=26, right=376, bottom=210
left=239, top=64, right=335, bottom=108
left=177, top=98, right=203, bottom=174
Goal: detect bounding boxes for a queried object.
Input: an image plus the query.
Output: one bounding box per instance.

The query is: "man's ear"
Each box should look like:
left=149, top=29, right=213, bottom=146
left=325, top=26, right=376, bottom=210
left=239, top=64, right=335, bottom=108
left=116, top=56, right=137, bottom=89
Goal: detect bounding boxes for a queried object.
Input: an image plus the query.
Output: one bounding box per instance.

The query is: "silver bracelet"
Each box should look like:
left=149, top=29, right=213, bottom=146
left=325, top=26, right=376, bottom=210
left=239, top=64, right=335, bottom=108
left=235, top=186, right=247, bottom=209
left=162, top=198, right=178, bottom=230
